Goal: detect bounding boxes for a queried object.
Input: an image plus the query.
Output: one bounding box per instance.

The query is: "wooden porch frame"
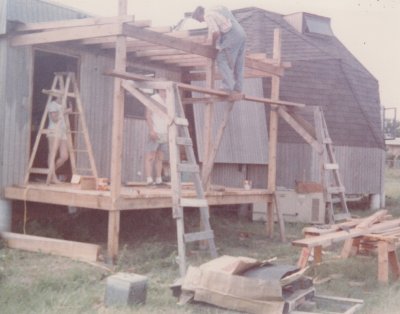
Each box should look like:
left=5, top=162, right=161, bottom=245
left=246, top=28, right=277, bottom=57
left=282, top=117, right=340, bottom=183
left=6, top=0, right=330, bottom=262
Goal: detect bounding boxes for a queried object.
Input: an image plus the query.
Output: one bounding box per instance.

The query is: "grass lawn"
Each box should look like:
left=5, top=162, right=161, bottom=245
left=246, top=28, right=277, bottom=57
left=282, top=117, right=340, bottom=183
left=1, top=168, right=400, bottom=313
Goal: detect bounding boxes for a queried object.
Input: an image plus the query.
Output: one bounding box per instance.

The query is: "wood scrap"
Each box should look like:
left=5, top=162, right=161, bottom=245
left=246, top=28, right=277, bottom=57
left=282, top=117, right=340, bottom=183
left=355, top=209, right=388, bottom=229
left=1, top=231, right=100, bottom=262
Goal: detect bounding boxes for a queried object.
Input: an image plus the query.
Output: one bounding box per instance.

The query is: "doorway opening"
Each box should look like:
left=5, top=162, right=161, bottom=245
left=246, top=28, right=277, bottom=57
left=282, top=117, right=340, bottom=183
left=30, top=50, right=79, bottom=181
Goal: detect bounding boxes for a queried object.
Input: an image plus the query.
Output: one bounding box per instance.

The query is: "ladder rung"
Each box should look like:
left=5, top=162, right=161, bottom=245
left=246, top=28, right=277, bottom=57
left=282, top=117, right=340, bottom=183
left=72, top=149, right=89, bottom=153
left=327, top=186, right=345, bottom=194
left=324, top=163, right=339, bottom=170
left=176, top=137, right=193, bottom=146
left=69, top=130, right=84, bottom=134
left=178, top=163, right=199, bottom=173
left=323, top=138, right=332, bottom=144
left=42, top=89, right=76, bottom=98
left=76, top=168, right=93, bottom=172
left=334, top=213, right=351, bottom=221
left=184, top=230, right=214, bottom=243
left=174, top=117, right=189, bottom=126
left=29, top=167, right=49, bottom=174
left=180, top=198, right=208, bottom=208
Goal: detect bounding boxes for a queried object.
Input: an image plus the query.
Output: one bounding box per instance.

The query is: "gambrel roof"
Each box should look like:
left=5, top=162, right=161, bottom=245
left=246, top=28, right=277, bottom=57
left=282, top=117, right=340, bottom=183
left=234, top=7, right=384, bottom=149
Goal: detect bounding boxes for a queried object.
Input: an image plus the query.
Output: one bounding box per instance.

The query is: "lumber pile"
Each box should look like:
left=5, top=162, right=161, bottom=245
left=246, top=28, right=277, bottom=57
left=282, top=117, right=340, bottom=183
left=292, top=210, right=400, bottom=283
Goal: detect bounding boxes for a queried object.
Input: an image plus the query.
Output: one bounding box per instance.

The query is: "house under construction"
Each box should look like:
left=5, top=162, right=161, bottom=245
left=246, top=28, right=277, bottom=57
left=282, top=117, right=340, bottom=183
left=0, top=1, right=385, bottom=274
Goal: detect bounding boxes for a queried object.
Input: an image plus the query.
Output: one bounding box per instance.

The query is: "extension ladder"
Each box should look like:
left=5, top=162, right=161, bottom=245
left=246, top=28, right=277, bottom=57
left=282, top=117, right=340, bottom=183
left=24, top=72, right=98, bottom=184
left=167, top=83, right=218, bottom=277
left=314, top=107, right=350, bottom=223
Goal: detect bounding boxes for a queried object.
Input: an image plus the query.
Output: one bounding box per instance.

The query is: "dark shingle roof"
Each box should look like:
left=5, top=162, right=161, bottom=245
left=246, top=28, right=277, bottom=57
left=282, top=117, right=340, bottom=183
left=234, top=7, right=384, bottom=149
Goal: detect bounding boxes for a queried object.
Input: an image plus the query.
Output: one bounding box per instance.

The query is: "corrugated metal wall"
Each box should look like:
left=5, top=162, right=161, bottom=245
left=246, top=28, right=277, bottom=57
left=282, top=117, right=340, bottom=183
left=122, top=119, right=147, bottom=182
left=194, top=78, right=268, bottom=164
left=275, top=142, right=384, bottom=194
left=0, top=46, right=32, bottom=196
left=79, top=53, right=114, bottom=178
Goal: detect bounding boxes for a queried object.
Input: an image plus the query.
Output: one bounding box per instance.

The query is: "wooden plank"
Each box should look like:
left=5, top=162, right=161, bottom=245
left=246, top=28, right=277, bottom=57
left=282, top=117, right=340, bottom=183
left=341, top=238, right=360, bottom=258
left=135, top=48, right=184, bottom=57
left=356, top=209, right=388, bottom=229
left=266, top=30, right=283, bottom=238
left=122, top=81, right=170, bottom=120
left=178, top=163, right=199, bottom=173
left=245, top=57, right=285, bottom=77
left=180, top=198, right=208, bottom=208
left=0, top=232, right=99, bottom=262
left=123, top=23, right=217, bottom=59
left=80, top=24, right=199, bottom=46
left=14, top=15, right=136, bottom=32
left=108, top=71, right=305, bottom=107
left=324, top=163, right=339, bottom=170
left=297, top=248, right=311, bottom=268
left=11, top=23, right=123, bottom=46
left=5, top=186, right=112, bottom=209
left=377, top=241, right=389, bottom=283
left=148, top=53, right=204, bottom=62
left=388, top=250, right=400, bottom=280
left=184, top=230, right=214, bottom=243
left=244, top=95, right=305, bottom=108
left=174, top=117, right=189, bottom=126
left=292, top=218, right=400, bottom=248
left=184, top=69, right=273, bottom=81
left=201, top=102, right=235, bottom=187
left=201, top=57, right=215, bottom=189
left=107, top=0, right=128, bottom=263
left=278, top=107, right=322, bottom=153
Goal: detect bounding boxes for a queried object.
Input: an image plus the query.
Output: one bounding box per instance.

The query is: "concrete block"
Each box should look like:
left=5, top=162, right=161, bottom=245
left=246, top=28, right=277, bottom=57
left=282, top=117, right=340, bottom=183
left=104, top=272, right=148, bottom=307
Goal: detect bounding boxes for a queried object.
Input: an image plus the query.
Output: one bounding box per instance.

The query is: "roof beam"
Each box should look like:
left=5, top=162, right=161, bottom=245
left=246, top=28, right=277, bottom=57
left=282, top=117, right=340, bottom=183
left=11, top=23, right=123, bottom=46
left=122, top=23, right=217, bottom=58
left=134, top=48, right=184, bottom=57
left=14, top=15, right=136, bottom=32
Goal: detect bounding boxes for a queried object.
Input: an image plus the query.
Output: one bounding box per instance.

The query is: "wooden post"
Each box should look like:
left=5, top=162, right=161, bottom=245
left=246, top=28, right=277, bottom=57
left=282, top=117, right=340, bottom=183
left=201, top=58, right=215, bottom=189
left=377, top=241, right=389, bottom=283
left=266, top=29, right=282, bottom=238
left=107, top=0, right=127, bottom=263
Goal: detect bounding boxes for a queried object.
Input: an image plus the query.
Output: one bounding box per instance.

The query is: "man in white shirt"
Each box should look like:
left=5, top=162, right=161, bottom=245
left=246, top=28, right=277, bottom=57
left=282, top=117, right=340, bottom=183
left=144, top=89, right=169, bottom=185
left=192, top=5, right=246, bottom=99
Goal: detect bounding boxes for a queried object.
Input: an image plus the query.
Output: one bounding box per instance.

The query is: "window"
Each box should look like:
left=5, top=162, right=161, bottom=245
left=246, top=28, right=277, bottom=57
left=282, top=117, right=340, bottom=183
left=304, top=15, right=334, bottom=37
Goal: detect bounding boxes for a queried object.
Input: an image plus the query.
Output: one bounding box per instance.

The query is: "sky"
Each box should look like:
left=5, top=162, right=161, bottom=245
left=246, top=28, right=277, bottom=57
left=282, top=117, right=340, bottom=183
left=51, top=0, right=400, bottom=117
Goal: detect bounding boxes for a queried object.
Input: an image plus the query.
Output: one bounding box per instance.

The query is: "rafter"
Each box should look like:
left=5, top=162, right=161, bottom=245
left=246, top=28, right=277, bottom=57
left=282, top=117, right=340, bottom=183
left=122, top=23, right=217, bottom=59
left=11, top=23, right=123, bottom=46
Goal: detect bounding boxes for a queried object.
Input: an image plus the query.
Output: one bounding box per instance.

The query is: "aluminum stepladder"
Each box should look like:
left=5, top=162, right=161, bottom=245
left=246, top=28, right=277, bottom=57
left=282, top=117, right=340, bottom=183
left=314, top=106, right=350, bottom=223
left=24, top=72, right=98, bottom=184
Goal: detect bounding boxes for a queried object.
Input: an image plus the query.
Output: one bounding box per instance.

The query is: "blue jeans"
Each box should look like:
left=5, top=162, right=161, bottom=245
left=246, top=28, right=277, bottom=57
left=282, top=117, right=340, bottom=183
left=216, top=29, right=246, bottom=92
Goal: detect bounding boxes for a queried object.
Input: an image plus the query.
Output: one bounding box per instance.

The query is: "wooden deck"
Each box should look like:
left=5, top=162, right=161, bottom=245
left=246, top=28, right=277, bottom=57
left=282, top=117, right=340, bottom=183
left=4, top=182, right=272, bottom=211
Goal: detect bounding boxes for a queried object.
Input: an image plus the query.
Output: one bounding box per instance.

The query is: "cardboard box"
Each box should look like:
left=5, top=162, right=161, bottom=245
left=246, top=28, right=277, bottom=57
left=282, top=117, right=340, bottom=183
left=80, top=176, right=96, bottom=190
left=182, top=256, right=308, bottom=314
